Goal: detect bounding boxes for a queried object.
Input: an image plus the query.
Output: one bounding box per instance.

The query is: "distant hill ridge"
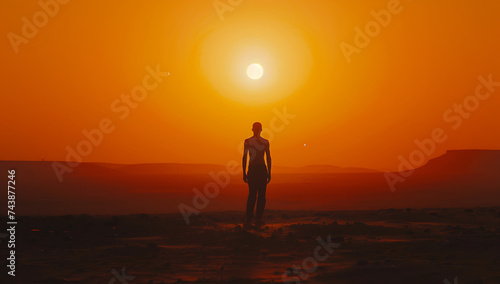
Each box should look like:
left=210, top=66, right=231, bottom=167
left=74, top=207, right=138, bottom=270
left=414, top=149, right=500, bottom=175
left=0, top=160, right=379, bottom=175
left=2, top=149, right=500, bottom=175
left=0, top=149, right=499, bottom=215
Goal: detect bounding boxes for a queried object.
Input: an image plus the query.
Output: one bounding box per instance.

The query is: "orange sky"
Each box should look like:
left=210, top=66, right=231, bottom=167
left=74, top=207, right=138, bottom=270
left=2, top=0, right=500, bottom=171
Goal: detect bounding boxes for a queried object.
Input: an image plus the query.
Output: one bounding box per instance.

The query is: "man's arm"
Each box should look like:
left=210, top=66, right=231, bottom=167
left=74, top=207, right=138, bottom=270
left=266, top=142, right=271, bottom=183
left=242, top=141, right=248, bottom=183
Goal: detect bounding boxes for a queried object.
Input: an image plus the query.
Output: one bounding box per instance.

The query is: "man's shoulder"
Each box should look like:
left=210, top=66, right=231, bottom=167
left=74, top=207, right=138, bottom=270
left=246, top=136, right=269, bottom=141
left=245, top=136, right=257, bottom=142
left=244, top=136, right=269, bottom=145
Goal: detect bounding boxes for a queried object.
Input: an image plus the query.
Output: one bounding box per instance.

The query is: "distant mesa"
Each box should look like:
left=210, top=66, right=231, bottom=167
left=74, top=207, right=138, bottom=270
left=413, top=149, right=500, bottom=176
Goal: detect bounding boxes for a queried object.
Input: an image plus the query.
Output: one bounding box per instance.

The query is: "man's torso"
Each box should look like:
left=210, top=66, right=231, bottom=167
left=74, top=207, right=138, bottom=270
left=245, top=136, right=269, bottom=166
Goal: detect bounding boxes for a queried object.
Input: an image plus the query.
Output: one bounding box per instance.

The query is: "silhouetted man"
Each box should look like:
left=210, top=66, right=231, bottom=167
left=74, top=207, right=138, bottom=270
left=243, top=122, right=271, bottom=229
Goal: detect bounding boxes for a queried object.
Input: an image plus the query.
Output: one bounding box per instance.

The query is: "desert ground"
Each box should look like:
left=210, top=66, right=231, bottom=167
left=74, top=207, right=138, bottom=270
left=4, top=207, right=500, bottom=284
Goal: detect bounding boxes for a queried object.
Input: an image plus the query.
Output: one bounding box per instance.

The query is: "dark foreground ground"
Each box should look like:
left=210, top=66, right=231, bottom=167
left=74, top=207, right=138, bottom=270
left=2, top=207, right=500, bottom=284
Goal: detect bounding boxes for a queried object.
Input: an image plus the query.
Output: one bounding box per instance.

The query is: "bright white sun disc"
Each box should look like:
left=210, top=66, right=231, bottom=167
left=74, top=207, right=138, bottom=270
left=247, top=63, right=263, bottom=80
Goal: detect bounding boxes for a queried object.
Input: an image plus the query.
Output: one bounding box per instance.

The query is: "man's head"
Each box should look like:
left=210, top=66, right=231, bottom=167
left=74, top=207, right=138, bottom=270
left=252, top=122, right=262, bottom=135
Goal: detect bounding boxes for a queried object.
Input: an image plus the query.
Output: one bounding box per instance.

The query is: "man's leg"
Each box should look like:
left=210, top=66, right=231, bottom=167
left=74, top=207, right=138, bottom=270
left=246, top=182, right=258, bottom=224
left=255, top=182, right=267, bottom=224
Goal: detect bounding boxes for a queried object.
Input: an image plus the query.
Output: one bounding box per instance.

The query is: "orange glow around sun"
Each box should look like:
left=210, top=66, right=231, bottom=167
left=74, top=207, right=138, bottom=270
left=199, top=16, right=313, bottom=105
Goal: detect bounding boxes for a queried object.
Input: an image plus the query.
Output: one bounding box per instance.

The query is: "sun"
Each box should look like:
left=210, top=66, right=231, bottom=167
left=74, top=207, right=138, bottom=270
left=247, top=63, right=263, bottom=80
